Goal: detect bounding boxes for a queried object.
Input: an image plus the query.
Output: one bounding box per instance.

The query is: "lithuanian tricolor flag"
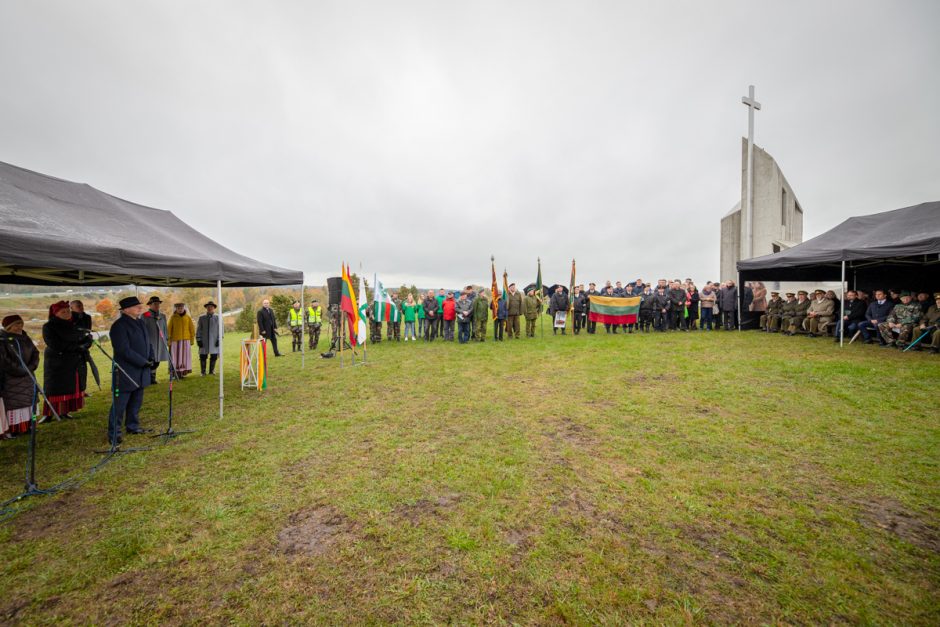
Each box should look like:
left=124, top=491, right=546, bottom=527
left=341, top=263, right=359, bottom=347
left=588, top=295, right=641, bottom=325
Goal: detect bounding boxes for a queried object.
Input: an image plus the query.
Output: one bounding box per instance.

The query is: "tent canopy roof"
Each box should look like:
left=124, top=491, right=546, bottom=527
left=738, top=201, right=940, bottom=281
left=0, top=160, right=303, bottom=287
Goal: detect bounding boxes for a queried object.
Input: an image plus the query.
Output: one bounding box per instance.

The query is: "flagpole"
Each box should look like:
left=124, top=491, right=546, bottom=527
left=538, top=257, right=544, bottom=340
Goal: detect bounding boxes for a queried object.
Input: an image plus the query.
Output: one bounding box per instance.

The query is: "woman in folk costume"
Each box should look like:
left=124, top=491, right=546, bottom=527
left=167, top=302, right=196, bottom=377
left=42, top=301, right=92, bottom=419
left=0, top=314, right=41, bottom=437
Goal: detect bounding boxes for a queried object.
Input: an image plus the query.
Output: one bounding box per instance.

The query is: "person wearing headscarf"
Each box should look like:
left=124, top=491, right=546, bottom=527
left=42, top=300, right=91, bottom=419
left=167, top=302, right=196, bottom=377
left=0, top=314, right=40, bottom=437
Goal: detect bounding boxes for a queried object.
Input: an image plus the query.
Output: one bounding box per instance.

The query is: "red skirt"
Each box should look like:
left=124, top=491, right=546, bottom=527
left=43, top=372, right=85, bottom=417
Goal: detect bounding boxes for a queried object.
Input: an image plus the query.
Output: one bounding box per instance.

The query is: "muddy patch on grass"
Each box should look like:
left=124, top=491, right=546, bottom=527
left=543, top=415, right=597, bottom=447
left=395, top=493, right=463, bottom=524
left=856, top=495, right=940, bottom=553
left=9, top=487, right=102, bottom=541
left=277, top=505, right=358, bottom=557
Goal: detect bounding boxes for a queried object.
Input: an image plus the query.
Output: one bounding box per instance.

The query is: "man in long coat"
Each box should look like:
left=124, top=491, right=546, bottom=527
left=108, top=296, right=153, bottom=446
left=141, top=296, right=169, bottom=384
left=472, top=290, right=490, bottom=342
left=548, top=286, right=569, bottom=335
left=196, top=301, right=221, bottom=375
left=506, top=283, right=523, bottom=339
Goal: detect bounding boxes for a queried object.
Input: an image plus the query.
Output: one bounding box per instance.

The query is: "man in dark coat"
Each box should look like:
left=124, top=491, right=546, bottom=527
left=718, top=281, right=738, bottom=330
left=506, top=283, right=524, bottom=339
left=70, top=300, right=93, bottom=331
left=257, top=299, right=281, bottom=356
left=585, top=283, right=599, bottom=334
left=549, top=286, right=569, bottom=335
left=108, top=296, right=154, bottom=445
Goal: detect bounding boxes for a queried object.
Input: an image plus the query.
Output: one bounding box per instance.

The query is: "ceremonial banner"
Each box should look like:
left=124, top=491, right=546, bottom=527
left=373, top=277, right=401, bottom=323
left=588, top=295, right=641, bottom=325
left=357, top=274, right=369, bottom=346
left=340, top=263, right=359, bottom=346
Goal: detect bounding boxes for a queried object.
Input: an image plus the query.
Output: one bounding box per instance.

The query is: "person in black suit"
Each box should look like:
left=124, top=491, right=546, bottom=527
left=256, top=299, right=281, bottom=356
left=108, top=296, right=154, bottom=445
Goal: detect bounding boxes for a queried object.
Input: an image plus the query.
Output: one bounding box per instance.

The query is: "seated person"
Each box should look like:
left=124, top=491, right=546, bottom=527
left=877, top=291, right=922, bottom=348
left=785, top=291, right=811, bottom=335
left=913, top=292, right=940, bottom=354
left=804, top=289, right=835, bottom=337
left=833, top=290, right=867, bottom=342
left=858, top=290, right=894, bottom=344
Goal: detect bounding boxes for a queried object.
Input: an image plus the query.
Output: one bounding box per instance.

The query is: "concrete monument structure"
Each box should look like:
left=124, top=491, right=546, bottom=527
left=720, top=138, right=804, bottom=283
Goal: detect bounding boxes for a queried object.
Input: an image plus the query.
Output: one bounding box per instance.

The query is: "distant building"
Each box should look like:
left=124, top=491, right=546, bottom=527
left=720, top=138, right=803, bottom=282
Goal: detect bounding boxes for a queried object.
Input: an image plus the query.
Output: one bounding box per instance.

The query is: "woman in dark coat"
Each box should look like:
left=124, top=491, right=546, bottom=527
left=42, top=301, right=91, bottom=419
left=0, top=314, right=40, bottom=437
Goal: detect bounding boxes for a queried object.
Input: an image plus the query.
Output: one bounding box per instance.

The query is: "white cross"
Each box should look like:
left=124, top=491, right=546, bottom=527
left=742, top=85, right=761, bottom=259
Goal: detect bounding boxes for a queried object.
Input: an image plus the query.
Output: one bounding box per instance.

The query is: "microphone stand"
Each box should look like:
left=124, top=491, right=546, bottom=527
left=150, top=324, right=194, bottom=441
left=89, top=338, right=151, bottom=460
left=0, top=339, right=74, bottom=513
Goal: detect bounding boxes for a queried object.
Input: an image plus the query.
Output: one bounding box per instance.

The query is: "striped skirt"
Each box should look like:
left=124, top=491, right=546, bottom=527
left=42, top=371, right=85, bottom=419
left=171, top=340, right=193, bottom=375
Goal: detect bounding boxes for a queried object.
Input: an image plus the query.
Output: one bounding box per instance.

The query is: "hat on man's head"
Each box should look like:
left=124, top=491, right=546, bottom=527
left=770, top=291, right=779, bottom=296
left=933, top=292, right=940, bottom=299
left=204, top=301, right=217, bottom=308
left=786, top=292, right=795, bottom=296
left=814, top=289, right=825, bottom=295
left=798, top=290, right=808, bottom=296
left=119, top=296, right=142, bottom=310
left=146, top=296, right=162, bottom=305
left=900, top=291, right=911, bottom=297
left=2, top=314, right=23, bottom=328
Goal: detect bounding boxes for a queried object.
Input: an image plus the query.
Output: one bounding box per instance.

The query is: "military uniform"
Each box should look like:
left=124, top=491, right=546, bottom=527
left=804, top=292, right=835, bottom=336
left=760, top=294, right=784, bottom=332
left=878, top=297, right=922, bottom=346
left=306, top=304, right=322, bottom=349
left=778, top=294, right=797, bottom=333
left=918, top=300, right=940, bottom=351
left=288, top=306, right=304, bottom=351
left=506, top=288, right=523, bottom=338
left=472, top=294, right=490, bottom=341
left=523, top=293, right=541, bottom=337
left=786, top=293, right=811, bottom=334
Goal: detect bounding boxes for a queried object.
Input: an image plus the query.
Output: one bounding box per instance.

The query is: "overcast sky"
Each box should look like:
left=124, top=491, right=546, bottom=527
left=1, top=1, right=938, bottom=288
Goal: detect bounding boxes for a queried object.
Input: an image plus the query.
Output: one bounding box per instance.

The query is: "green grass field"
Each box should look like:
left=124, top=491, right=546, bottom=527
left=1, top=329, right=938, bottom=624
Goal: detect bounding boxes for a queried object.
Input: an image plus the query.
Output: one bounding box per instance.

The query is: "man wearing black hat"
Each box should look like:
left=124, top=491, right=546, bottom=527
left=141, top=295, right=169, bottom=384
left=108, top=296, right=154, bottom=445
left=196, top=301, right=221, bottom=376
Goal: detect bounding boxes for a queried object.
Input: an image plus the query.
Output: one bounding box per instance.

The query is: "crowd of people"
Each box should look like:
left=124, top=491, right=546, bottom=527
left=1, top=282, right=936, bottom=443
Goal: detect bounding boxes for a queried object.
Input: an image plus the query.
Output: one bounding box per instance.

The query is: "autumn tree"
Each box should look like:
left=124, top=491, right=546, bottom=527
left=95, top=298, right=116, bottom=321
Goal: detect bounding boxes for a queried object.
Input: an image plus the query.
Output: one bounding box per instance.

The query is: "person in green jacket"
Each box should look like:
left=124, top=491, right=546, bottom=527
left=472, top=291, right=490, bottom=342
left=401, top=293, right=419, bottom=341
left=416, top=294, right=426, bottom=338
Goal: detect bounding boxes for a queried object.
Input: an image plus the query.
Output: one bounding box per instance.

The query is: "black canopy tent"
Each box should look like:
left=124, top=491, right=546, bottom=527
left=737, top=201, right=940, bottom=342
left=0, top=160, right=305, bottom=415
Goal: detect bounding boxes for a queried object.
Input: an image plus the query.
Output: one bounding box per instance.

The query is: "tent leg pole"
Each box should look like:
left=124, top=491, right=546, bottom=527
left=300, top=279, right=305, bottom=369
left=218, top=280, right=224, bottom=419
left=840, top=261, right=846, bottom=348
left=737, top=272, right=742, bottom=331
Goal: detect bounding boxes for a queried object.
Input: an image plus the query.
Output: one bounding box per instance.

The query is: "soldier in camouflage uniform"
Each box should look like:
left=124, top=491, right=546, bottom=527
left=387, top=292, right=402, bottom=341
left=878, top=291, right=922, bottom=348
left=306, top=299, right=322, bottom=350
left=785, top=291, right=811, bottom=335
left=367, top=305, right=382, bottom=343
left=760, top=292, right=784, bottom=332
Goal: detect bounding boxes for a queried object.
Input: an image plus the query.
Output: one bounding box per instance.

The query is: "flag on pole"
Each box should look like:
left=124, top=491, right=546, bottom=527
left=569, top=259, right=576, bottom=298
left=536, top=257, right=543, bottom=297
left=502, top=269, right=509, bottom=302
left=490, top=255, right=499, bottom=317
left=373, top=276, right=402, bottom=323
left=340, top=263, right=359, bottom=347
left=588, top=295, right=641, bottom=325
left=357, top=273, right=369, bottom=346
